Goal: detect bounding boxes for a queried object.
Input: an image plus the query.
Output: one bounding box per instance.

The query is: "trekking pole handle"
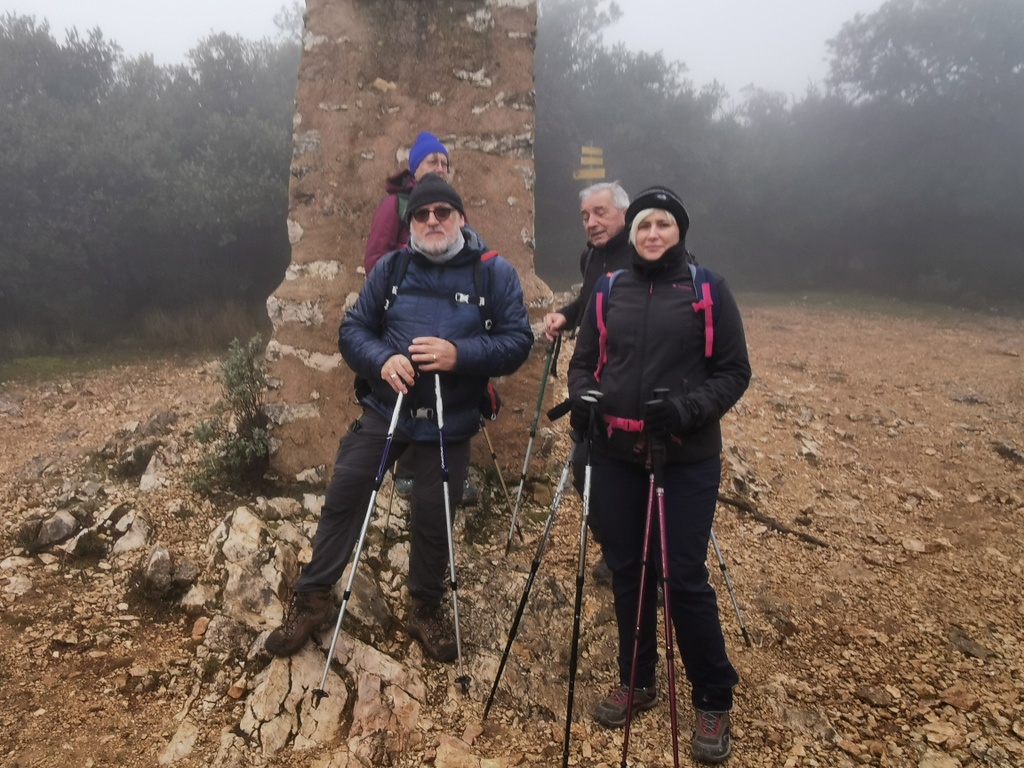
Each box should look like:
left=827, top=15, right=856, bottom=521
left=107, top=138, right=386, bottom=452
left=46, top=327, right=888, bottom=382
left=581, top=390, right=603, bottom=445
left=645, top=389, right=669, bottom=481
left=547, top=399, right=572, bottom=422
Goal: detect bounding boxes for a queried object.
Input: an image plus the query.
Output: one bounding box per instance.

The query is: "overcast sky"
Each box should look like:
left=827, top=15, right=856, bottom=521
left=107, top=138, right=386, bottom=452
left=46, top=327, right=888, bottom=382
left=7, top=0, right=885, bottom=97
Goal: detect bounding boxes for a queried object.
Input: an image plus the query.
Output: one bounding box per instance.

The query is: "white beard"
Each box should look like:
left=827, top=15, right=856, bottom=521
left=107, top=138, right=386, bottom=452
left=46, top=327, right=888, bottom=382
left=411, top=229, right=465, bottom=263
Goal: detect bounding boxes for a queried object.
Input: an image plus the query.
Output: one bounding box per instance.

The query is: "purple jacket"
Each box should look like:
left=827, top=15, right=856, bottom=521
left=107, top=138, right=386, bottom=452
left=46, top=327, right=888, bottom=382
left=363, top=169, right=415, bottom=275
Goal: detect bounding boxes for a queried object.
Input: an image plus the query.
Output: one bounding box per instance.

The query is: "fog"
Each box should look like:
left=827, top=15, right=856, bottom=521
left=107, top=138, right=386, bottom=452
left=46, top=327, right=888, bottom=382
left=3, top=0, right=1022, bottom=352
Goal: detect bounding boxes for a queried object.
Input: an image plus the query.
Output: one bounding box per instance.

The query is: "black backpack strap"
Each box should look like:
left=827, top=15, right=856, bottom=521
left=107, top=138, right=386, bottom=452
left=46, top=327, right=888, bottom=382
left=382, top=250, right=412, bottom=314
left=468, top=250, right=499, bottom=331
left=383, top=248, right=498, bottom=332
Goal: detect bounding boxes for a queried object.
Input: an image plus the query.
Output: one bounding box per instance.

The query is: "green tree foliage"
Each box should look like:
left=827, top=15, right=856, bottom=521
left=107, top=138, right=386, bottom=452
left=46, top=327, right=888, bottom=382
left=815, top=0, right=1024, bottom=300
left=535, top=0, right=728, bottom=286
left=828, top=0, right=1024, bottom=105
left=189, top=335, right=271, bottom=494
left=536, top=0, right=1023, bottom=306
left=0, top=14, right=299, bottom=346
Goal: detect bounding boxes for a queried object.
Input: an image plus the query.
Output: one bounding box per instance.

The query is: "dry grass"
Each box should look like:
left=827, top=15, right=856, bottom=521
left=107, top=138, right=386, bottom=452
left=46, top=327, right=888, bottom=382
left=0, top=301, right=271, bottom=381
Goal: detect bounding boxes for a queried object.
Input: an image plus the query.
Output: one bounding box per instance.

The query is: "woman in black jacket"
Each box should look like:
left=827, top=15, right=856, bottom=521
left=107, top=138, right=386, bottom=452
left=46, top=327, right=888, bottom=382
left=567, top=186, right=751, bottom=764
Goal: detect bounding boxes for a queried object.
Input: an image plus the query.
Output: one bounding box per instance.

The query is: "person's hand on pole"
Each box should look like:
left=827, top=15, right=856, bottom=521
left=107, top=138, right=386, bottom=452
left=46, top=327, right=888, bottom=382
left=643, top=397, right=684, bottom=438
left=642, top=398, right=683, bottom=439
left=543, top=312, right=567, bottom=342
left=381, top=354, right=416, bottom=394
left=409, top=336, right=458, bottom=372
left=570, top=396, right=596, bottom=437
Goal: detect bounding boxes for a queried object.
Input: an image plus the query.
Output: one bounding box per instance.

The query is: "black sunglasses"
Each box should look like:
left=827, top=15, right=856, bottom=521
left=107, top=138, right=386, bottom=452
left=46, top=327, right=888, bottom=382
left=411, top=205, right=454, bottom=224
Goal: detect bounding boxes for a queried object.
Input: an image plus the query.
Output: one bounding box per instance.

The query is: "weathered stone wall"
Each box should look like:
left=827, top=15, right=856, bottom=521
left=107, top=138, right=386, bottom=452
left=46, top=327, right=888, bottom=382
left=266, top=0, right=547, bottom=478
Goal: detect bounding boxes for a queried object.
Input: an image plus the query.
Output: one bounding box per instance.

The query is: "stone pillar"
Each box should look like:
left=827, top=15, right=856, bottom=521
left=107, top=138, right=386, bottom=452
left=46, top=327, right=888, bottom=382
left=266, top=0, right=546, bottom=479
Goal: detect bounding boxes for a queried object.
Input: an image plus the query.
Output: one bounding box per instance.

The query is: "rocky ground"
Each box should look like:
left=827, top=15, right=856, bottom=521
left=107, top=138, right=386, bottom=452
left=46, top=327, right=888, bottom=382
left=1, top=297, right=1023, bottom=768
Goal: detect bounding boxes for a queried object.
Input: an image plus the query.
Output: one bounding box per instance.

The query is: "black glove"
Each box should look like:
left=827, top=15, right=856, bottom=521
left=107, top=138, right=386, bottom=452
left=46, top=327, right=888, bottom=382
left=643, top=399, right=683, bottom=438
left=570, top=397, right=596, bottom=436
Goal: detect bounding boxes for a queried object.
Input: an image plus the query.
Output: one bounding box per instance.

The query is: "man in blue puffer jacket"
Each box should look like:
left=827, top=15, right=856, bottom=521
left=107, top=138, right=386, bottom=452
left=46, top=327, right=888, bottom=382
left=266, top=174, right=533, bottom=661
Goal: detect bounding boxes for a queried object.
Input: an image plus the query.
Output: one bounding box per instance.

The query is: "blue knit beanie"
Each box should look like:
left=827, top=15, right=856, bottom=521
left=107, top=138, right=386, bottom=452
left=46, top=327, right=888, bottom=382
left=408, top=131, right=449, bottom=175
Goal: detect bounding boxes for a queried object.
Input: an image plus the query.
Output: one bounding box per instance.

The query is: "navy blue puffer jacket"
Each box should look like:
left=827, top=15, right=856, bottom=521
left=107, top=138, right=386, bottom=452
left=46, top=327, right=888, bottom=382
left=340, top=229, right=533, bottom=442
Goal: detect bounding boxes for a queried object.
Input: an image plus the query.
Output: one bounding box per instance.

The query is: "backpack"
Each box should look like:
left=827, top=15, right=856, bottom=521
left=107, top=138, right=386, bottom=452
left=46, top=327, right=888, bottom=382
left=594, top=263, right=719, bottom=382
left=396, top=191, right=410, bottom=225
left=353, top=248, right=500, bottom=402
left=382, top=248, right=499, bottom=331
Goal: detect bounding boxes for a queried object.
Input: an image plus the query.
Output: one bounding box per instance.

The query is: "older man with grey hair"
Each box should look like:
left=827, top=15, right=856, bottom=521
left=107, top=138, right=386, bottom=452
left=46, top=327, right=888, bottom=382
left=543, top=181, right=631, bottom=342
left=541, top=181, right=632, bottom=584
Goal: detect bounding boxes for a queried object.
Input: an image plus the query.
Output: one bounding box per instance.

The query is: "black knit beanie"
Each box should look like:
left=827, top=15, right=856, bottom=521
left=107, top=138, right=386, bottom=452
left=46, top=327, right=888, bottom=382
left=405, top=173, right=466, bottom=223
left=625, top=185, right=690, bottom=238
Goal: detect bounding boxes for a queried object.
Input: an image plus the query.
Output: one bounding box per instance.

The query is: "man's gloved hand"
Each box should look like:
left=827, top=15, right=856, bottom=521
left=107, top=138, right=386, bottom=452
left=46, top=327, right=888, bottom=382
left=643, top=399, right=684, bottom=438
left=570, top=397, right=596, bottom=436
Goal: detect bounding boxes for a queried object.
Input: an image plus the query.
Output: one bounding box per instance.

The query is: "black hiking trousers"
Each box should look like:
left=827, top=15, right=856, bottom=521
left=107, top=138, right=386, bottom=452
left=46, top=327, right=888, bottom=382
left=295, top=408, right=471, bottom=606
left=590, top=450, right=739, bottom=712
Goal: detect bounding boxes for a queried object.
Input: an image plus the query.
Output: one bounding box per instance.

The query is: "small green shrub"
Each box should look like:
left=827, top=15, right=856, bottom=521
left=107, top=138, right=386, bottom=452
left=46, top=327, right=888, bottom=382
left=188, top=335, right=271, bottom=494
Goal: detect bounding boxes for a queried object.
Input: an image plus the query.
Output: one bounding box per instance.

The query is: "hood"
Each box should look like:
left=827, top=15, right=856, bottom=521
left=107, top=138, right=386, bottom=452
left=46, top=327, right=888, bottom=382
left=385, top=169, right=416, bottom=195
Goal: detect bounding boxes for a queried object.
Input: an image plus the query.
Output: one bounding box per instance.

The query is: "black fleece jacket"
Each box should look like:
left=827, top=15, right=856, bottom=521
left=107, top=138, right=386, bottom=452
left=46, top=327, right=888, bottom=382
left=557, top=228, right=633, bottom=332
left=568, top=244, right=751, bottom=463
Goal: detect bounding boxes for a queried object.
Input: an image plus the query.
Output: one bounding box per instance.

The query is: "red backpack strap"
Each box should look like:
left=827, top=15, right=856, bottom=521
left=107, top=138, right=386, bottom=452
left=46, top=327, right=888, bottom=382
left=689, top=264, right=715, bottom=358
left=481, top=249, right=499, bottom=261
left=594, top=269, right=625, bottom=382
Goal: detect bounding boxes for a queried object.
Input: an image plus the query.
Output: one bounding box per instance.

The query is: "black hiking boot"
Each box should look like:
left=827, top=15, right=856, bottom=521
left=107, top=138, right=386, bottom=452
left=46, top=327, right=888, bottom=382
left=691, top=709, right=732, bottom=764
left=592, top=683, right=658, bottom=729
left=459, top=478, right=479, bottom=507
left=406, top=600, right=458, bottom=662
left=591, top=556, right=612, bottom=586
left=264, top=590, right=332, bottom=657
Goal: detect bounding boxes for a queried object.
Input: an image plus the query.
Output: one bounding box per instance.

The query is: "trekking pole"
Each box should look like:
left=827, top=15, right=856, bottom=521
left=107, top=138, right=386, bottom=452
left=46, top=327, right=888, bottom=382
left=505, top=335, right=561, bottom=555
left=484, top=439, right=578, bottom=719
left=620, top=434, right=659, bottom=764
left=380, top=470, right=398, bottom=545
left=652, top=438, right=681, bottom=766
left=622, top=389, right=681, bottom=768
left=312, top=391, right=404, bottom=708
left=710, top=528, right=751, bottom=648
left=480, top=418, right=517, bottom=525
left=561, top=390, right=601, bottom=768
left=435, top=374, right=471, bottom=694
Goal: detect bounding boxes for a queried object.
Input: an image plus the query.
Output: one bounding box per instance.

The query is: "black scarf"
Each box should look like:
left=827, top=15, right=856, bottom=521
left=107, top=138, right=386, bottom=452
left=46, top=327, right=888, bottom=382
left=632, top=242, right=687, bottom=279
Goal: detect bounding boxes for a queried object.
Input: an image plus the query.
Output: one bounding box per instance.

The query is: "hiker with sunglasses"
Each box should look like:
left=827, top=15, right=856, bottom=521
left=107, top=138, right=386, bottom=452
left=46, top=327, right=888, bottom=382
left=265, top=173, right=532, bottom=662
left=364, top=131, right=484, bottom=504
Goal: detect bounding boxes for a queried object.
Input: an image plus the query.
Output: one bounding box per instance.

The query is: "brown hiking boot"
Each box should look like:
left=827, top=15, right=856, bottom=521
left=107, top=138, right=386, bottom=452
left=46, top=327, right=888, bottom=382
left=593, top=683, right=658, bottom=729
left=406, top=600, right=458, bottom=662
left=265, top=590, right=332, bottom=657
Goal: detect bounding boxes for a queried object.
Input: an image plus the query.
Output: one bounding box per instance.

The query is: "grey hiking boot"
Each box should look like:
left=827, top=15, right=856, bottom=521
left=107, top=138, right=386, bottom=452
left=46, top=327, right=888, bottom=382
left=592, top=684, right=658, bottom=729
left=692, top=710, right=732, bottom=763
left=406, top=600, right=458, bottom=662
left=265, top=590, right=332, bottom=657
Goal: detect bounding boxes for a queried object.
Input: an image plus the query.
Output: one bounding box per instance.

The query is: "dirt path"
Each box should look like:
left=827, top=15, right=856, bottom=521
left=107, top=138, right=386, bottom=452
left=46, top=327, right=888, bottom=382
left=1, top=299, right=1022, bottom=767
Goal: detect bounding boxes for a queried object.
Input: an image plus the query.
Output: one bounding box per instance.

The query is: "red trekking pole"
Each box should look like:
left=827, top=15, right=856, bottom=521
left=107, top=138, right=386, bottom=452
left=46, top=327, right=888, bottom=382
left=621, top=388, right=681, bottom=767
